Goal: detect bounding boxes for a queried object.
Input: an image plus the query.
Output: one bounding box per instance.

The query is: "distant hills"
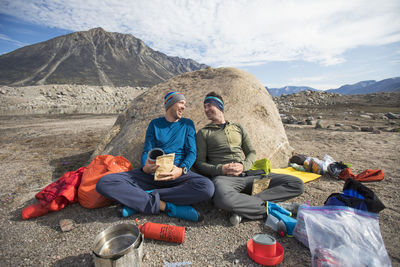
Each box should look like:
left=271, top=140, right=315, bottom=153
left=267, top=77, right=400, bottom=96
left=326, top=77, right=400, bottom=95
left=0, top=27, right=207, bottom=87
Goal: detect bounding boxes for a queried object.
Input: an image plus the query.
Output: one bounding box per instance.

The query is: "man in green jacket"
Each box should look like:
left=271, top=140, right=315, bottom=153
left=195, top=92, right=304, bottom=225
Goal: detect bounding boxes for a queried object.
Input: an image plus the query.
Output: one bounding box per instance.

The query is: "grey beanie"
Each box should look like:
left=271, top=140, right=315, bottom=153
left=164, top=92, right=186, bottom=111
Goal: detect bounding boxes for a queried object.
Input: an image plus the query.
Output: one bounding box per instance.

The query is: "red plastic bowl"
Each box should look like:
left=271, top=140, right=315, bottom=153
left=247, top=238, right=284, bottom=266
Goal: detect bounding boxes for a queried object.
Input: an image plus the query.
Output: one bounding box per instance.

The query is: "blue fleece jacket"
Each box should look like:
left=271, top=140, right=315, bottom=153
left=141, top=117, right=196, bottom=170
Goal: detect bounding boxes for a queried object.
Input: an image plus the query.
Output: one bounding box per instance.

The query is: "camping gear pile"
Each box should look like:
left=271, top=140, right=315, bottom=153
left=250, top=154, right=390, bottom=266
left=22, top=155, right=133, bottom=219
left=22, top=153, right=391, bottom=266
left=292, top=178, right=390, bottom=266
left=289, top=153, right=385, bottom=182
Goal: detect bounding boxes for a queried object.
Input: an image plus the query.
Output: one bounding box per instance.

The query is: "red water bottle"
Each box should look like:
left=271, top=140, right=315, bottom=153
left=138, top=221, right=185, bottom=244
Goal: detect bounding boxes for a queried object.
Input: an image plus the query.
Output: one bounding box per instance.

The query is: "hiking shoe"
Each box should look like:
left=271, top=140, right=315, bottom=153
left=165, top=202, right=203, bottom=222
left=121, top=206, right=137, bottom=217
left=229, top=213, right=242, bottom=226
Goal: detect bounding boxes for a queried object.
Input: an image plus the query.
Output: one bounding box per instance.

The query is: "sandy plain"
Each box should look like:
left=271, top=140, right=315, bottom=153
left=0, top=93, right=399, bottom=266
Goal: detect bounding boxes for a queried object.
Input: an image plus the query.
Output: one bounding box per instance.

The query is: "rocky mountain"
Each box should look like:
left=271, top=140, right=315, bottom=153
left=326, top=77, right=400, bottom=95
left=266, top=86, right=318, bottom=97
left=266, top=77, right=400, bottom=96
left=0, top=27, right=208, bottom=87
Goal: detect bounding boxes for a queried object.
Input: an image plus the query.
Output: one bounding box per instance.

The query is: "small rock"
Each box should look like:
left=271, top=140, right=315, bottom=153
left=361, top=126, right=374, bottom=132
left=385, top=112, right=400, bottom=119
left=59, top=219, right=75, bottom=232
left=102, top=86, right=114, bottom=94
left=351, top=125, right=361, bottom=131
left=142, top=252, right=149, bottom=261
left=315, top=120, right=323, bottom=129
left=360, top=114, right=372, bottom=119
left=372, top=130, right=381, bottom=134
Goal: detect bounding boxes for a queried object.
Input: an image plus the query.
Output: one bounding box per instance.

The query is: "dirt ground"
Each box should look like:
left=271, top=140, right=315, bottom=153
left=0, top=106, right=399, bottom=266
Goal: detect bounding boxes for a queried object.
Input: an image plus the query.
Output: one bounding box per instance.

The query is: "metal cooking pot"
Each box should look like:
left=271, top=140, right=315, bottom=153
left=93, top=223, right=143, bottom=267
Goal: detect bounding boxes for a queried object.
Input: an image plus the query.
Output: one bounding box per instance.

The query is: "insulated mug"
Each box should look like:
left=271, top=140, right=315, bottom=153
left=147, top=148, right=164, bottom=164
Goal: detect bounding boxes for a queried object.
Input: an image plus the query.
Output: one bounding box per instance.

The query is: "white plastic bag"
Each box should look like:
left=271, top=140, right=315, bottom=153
left=293, top=205, right=391, bottom=267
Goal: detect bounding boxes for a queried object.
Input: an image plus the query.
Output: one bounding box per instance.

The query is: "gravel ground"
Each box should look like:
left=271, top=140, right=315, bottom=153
left=0, top=110, right=399, bottom=266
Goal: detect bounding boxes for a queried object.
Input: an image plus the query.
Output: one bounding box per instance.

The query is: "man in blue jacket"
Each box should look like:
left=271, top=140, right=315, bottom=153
left=97, top=92, right=214, bottom=221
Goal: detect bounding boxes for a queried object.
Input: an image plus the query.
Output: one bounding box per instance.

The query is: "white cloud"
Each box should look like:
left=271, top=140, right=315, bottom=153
left=290, top=75, right=326, bottom=84
left=0, top=33, right=29, bottom=47
left=1, top=0, right=400, bottom=67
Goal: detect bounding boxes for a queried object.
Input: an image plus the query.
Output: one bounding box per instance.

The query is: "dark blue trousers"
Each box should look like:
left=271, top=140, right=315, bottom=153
left=96, top=168, right=214, bottom=214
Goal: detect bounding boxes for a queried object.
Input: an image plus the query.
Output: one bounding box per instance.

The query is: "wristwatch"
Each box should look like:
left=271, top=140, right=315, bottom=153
left=182, top=167, right=188, bottom=175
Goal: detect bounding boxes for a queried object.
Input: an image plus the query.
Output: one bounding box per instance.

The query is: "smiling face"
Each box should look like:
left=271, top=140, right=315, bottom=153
left=166, top=100, right=186, bottom=121
left=204, top=102, right=225, bottom=124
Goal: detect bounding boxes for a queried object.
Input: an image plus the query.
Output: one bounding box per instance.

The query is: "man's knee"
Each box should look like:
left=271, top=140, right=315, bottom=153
left=292, top=178, right=305, bottom=193
left=286, top=177, right=304, bottom=197
left=212, top=186, right=234, bottom=211
left=193, top=176, right=215, bottom=200
left=188, top=172, right=215, bottom=197
left=203, top=178, right=215, bottom=199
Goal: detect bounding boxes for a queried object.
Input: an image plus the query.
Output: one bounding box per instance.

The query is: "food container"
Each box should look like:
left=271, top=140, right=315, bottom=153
left=147, top=148, right=164, bottom=164
left=247, top=233, right=284, bottom=266
left=92, top=223, right=144, bottom=267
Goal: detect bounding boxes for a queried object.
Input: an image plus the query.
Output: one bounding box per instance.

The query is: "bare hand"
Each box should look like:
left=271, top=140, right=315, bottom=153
left=156, top=165, right=183, bottom=181
left=222, top=162, right=244, bottom=176
left=142, top=163, right=159, bottom=174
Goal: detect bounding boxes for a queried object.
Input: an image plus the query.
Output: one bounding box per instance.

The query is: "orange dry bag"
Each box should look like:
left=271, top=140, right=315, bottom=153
left=78, top=155, right=133, bottom=209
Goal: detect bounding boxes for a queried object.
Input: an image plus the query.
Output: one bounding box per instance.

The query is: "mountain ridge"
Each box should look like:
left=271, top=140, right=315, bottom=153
left=326, top=77, right=400, bottom=95
left=0, top=27, right=208, bottom=87
left=267, top=76, right=400, bottom=96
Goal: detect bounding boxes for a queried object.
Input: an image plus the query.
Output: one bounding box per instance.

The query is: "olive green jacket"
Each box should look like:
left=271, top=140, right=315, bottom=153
left=195, top=121, right=256, bottom=177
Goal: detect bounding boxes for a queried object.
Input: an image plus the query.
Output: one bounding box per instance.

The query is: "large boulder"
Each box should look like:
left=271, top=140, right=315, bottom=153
left=91, top=67, right=293, bottom=168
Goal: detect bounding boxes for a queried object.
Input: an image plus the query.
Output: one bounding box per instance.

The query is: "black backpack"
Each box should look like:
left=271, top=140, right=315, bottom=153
left=324, top=178, right=385, bottom=213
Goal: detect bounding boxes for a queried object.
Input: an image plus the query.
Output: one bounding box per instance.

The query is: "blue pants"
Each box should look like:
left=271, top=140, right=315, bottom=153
left=96, top=168, right=214, bottom=214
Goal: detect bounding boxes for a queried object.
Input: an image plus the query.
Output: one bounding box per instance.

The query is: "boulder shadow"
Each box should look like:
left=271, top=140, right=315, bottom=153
left=223, top=243, right=255, bottom=266
left=49, top=150, right=94, bottom=180
left=9, top=199, right=121, bottom=229
left=53, top=253, right=93, bottom=267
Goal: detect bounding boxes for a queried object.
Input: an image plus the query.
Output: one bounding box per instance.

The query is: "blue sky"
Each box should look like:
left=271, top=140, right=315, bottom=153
left=1, top=0, right=399, bottom=89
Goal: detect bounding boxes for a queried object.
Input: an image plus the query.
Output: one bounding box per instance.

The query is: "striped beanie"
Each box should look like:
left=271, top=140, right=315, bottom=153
left=204, top=96, right=224, bottom=112
left=164, top=92, right=186, bottom=111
